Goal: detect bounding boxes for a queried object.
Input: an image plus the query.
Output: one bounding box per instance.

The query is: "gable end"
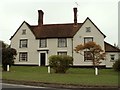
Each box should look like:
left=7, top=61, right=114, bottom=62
left=84, top=17, right=106, bottom=38
left=10, top=21, right=35, bottom=40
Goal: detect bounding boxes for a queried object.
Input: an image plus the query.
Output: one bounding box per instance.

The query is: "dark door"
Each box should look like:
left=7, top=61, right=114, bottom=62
left=40, top=53, right=46, bottom=66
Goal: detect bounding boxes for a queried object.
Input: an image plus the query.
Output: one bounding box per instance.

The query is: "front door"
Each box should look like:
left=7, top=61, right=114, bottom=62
left=40, top=53, right=46, bottom=66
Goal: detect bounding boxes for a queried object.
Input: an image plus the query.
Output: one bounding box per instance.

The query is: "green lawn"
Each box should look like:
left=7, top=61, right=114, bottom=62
left=2, top=66, right=118, bottom=86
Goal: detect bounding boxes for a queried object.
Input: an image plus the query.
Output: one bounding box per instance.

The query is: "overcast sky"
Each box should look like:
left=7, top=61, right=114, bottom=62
left=0, top=0, right=119, bottom=46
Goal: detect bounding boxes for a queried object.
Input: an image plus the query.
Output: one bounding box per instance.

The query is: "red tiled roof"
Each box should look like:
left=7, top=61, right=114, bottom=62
left=104, top=42, right=120, bottom=52
left=10, top=17, right=106, bottom=40
left=29, top=23, right=83, bottom=38
left=28, top=17, right=106, bottom=39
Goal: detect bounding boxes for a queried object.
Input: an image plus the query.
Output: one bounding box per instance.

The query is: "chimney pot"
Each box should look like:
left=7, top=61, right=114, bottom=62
left=38, top=10, right=44, bottom=26
left=73, top=7, right=77, bottom=25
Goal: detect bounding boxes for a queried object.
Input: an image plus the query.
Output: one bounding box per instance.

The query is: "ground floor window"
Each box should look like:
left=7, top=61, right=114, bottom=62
left=110, top=54, right=115, bottom=61
left=19, top=52, right=28, bottom=62
left=57, top=52, right=67, bottom=55
left=84, top=51, right=92, bottom=61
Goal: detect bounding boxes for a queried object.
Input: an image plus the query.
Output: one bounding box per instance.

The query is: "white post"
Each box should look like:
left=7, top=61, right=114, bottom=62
left=95, top=67, right=98, bottom=75
left=48, top=66, right=50, bottom=74
left=7, top=65, right=9, bottom=72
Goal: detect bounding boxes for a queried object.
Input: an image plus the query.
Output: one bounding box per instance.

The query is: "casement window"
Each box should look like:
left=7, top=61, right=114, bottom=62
left=20, top=39, right=28, bottom=48
left=84, top=51, right=92, bottom=61
left=19, top=52, right=28, bottom=62
left=84, top=37, right=93, bottom=44
left=110, top=54, right=115, bottom=61
left=22, top=29, right=26, bottom=35
left=86, top=27, right=91, bottom=32
left=58, top=38, right=67, bottom=47
left=58, top=52, right=67, bottom=55
left=39, top=39, right=47, bottom=48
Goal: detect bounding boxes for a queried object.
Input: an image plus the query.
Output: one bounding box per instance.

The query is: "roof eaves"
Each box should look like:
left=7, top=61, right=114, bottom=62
left=36, top=36, right=73, bottom=39
left=10, top=21, right=26, bottom=40
left=72, top=23, right=83, bottom=37
left=104, top=41, right=120, bottom=52
left=25, top=22, right=37, bottom=37
left=86, top=17, right=106, bottom=38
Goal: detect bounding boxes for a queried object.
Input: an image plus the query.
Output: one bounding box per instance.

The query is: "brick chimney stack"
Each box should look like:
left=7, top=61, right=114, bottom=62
left=38, top=10, right=44, bottom=26
left=73, top=7, right=77, bottom=25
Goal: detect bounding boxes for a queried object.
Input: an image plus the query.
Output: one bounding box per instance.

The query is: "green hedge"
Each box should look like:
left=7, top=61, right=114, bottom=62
left=49, top=55, right=73, bottom=73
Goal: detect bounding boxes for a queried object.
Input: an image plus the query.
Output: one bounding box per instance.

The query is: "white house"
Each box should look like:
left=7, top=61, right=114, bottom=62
left=10, top=8, right=120, bottom=68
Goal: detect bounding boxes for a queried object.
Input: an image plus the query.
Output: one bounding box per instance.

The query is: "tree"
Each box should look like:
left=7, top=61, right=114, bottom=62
left=1, top=41, right=17, bottom=71
left=74, top=41, right=105, bottom=75
left=49, top=55, right=73, bottom=73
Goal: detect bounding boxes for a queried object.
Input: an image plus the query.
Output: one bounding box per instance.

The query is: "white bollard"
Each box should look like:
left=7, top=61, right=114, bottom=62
left=7, top=65, right=9, bottom=72
left=95, top=67, right=98, bottom=75
left=48, top=66, right=50, bottom=74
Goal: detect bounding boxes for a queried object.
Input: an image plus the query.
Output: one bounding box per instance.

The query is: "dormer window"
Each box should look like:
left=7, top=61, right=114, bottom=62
left=86, top=27, right=91, bottom=32
left=22, top=29, right=26, bottom=35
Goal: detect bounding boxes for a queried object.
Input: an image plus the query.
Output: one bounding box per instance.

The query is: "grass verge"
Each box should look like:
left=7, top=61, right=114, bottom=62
left=2, top=66, right=118, bottom=87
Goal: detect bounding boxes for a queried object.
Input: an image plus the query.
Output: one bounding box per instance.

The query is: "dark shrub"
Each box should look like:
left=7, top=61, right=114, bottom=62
left=113, top=58, right=120, bottom=71
left=2, top=48, right=17, bottom=71
left=49, top=55, right=73, bottom=73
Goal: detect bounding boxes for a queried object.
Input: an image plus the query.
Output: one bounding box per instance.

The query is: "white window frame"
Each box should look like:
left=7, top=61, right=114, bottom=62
left=19, top=52, right=28, bottom=62
left=19, top=39, right=28, bottom=48
left=57, top=52, right=67, bottom=55
left=58, top=38, right=67, bottom=47
left=84, top=51, right=92, bottom=61
left=84, top=37, right=93, bottom=44
left=110, top=54, right=115, bottom=61
left=39, top=39, right=47, bottom=48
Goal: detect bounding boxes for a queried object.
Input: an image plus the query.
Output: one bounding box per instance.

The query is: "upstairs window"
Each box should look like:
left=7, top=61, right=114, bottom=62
left=20, top=39, right=28, bottom=48
left=22, top=29, right=26, bottom=35
left=39, top=39, right=47, bottom=48
left=84, top=37, right=93, bottom=44
left=86, top=27, right=91, bottom=32
left=19, top=52, right=28, bottom=62
left=58, top=38, right=67, bottom=47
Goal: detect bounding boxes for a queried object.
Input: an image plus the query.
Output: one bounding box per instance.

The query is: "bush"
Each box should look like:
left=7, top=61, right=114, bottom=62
left=113, top=58, right=120, bottom=71
left=2, top=48, right=17, bottom=71
left=49, top=55, right=73, bottom=73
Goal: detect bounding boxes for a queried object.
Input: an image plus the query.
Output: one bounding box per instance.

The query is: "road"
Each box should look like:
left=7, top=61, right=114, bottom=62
left=1, top=83, right=119, bottom=90
left=1, top=83, right=70, bottom=90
